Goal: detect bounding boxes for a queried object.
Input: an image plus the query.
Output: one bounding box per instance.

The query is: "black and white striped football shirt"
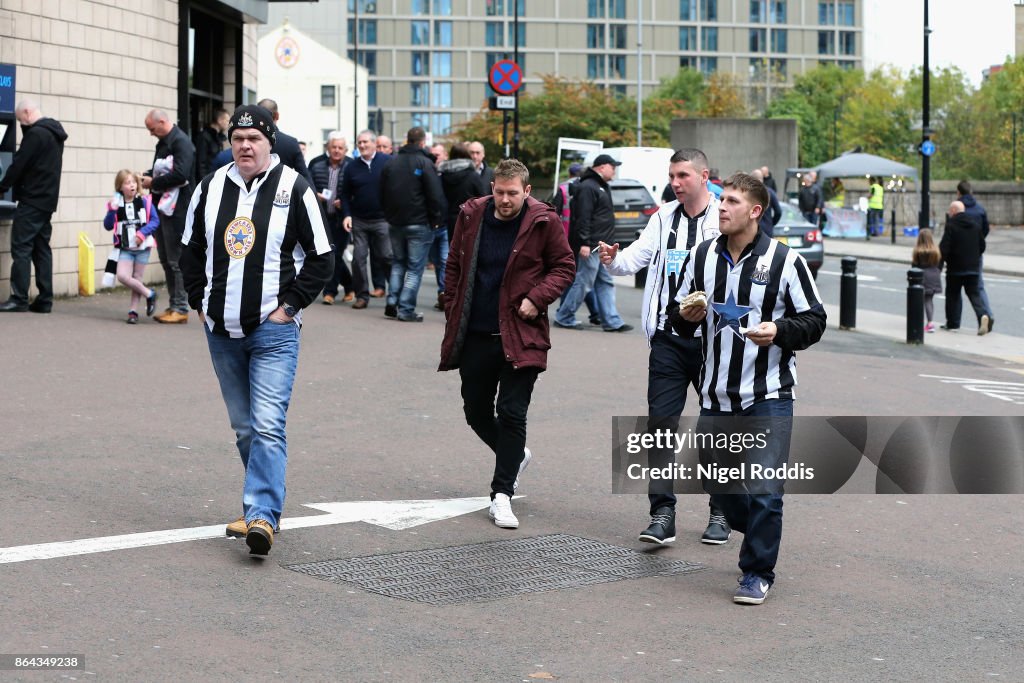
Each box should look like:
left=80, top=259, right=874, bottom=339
left=675, top=231, right=826, bottom=412
left=181, top=157, right=333, bottom=338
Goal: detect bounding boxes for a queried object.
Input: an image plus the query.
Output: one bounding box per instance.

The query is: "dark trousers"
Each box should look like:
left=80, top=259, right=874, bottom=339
left=351, top=217, right=392, bottom=299
left=458, top=333, right=539, bottom=498
left=944, top=272, right=989, bottom=328
left=647, top=330, right=703, bottom=514
left=701, top=398, right=793, bottom=585
left=156, top=210, right=188, bottom=312
left=7, top=204, right=53, bottom=306
left=323, top=218, right=353, bottom=297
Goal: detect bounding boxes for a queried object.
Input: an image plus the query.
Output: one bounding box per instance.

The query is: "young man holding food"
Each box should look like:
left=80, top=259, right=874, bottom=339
left=667, top=172, right=826, bottom=604
left=599, top=148, right=728, bottom=546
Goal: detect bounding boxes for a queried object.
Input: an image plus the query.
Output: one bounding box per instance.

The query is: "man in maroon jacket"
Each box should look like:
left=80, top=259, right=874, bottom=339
left=439, top=159, right=575, bottom=529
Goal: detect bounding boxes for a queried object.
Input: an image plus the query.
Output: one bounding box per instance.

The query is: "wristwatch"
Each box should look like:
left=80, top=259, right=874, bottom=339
left=281, top=303, right=298, bottom=318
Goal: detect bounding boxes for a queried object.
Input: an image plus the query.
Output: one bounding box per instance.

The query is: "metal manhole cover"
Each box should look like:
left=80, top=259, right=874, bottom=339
left=285, top=534, right=706, bottom=605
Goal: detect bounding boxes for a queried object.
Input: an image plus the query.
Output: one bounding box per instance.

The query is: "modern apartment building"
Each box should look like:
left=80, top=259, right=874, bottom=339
left=264, top=0, right=863, bottom=138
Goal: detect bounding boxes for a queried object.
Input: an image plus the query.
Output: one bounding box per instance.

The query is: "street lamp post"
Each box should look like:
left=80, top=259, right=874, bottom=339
left=918, top=0, right=932, bottom=232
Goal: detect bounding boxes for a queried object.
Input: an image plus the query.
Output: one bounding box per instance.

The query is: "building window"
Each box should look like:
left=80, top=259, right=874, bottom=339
left=749, top=28, right=767, bottom=52
left=486, top=22, right=503, bottom=46
left=411, top=20, right=429, bottom=45
left=435, top=51, right=452, bottom=76
left=612, top=84, right=627, bottom=97
left=587, top=25, right=605, bottom=49
left=321, top=85, right=336, bottom=107
left=611, top=55, right=626, bottom=78
left=680, top=56, right=697, bottom=69
left=702, top=27, right=718, bottom=51
left=817, top=30, right=834, bottom=54
left=487, top=0, right=523, bottom=16
left=411, top=0, right=429, bottom=14
left=411, top=82, right=428, bottom=107
left=411, top=51, right=430, bottom=75
left=436, top=0, right=453, bottom=16
left=347, top=19, right=377, bottom=44
left=772, top=58, right=787, bottom=78
left=432, top=82, right=452, bottom=107
left=701, top=0, right=717, bottom=21
left=818, top=1, right=834, bottom=25
left=588, top=0, right=604, bottom=18
left=431, top=113, right=452, bottom=134
left=749, top=58, right=766, bottom=80
left=367, top=82, right=377, bottom=107
left=610, top=0, right=625, bottom=18
left=411, top=112, right=429, bottom=129
left=701, top=57, right=718, bottom=76
left=435, top=21, right=452, bottom=46
left=588, top=54, right=606, bottom=79
left=486, top=0, right=503, bottom=15
left=750, top=0, right=765, bottom=23
left=347, top=50, right=378, bottom=76
left=347, top=0, right=376, bottom=12
left=508, top=22, right=525, bottom=46
left=771, top=0, right=787, bottom=23
left=838, top=0, right=855, bottom=26
left=610, top=24, right=627, bottom=50
left=771, top=29, right=787, bottom=53
left=839, top=31, right=855, bottom=55
left=679, top=27, right=697, bottom=51
left=680, top=0, right=697, bottom=21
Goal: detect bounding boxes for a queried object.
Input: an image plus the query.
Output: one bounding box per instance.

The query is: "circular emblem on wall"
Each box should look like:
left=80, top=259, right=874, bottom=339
left=224, top=217, right=256, bottom=259
left=275, top=36, right=300, bottom=68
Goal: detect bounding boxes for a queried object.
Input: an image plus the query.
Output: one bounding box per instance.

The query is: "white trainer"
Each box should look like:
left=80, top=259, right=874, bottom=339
left=513, top=446, right=533, bottom=493
left=488, top=493, right=519, bottom=529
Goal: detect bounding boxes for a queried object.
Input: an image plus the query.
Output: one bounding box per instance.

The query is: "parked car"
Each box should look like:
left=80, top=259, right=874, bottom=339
left=609, top=179, right=658, bottom=248
left=774, top=202, right=824, bottom=277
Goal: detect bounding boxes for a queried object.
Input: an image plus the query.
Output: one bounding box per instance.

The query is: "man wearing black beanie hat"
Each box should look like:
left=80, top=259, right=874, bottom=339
left=180, top=104, right=334, bottom=557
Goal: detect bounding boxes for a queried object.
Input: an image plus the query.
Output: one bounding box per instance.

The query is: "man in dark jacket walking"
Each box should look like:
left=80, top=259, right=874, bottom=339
left=142, top=109, right=195, bottom=323
left=940, top=200, right=991, bottom=335
left=257, top=99, right=314, bottom=188
left=797, top=171, right=823, bottom=226
left=195, top=108, right=228, bottom=180
left=439, top=159, right=575, bottom=529
left=342, top=130, right=393, bottom=308
left=309, top=131, right=353, bottom=305
left=553, top=154, right=631, bottom=332
left=379, top=127, right=444, bottom=322
left=957, top=180, right=994, bottom=329
left=0, top=100, right=67, bottom=312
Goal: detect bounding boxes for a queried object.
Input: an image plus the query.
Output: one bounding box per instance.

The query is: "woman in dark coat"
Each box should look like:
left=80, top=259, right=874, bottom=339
left=439, top=142, right=489, bottom=240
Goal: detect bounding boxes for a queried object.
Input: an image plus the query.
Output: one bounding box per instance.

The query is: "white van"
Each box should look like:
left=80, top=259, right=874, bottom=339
left=582, top=146, right=675, bottom=203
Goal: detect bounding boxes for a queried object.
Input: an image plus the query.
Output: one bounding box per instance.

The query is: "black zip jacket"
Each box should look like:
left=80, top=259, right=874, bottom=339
left=0, top=117, right=68, bottom=213
left=569, top=168, right=615, bottom=250
left=939, top=213, right=986, bottom=274
left=379, top=144, right=444, bottom=228
left=439, top=158, right=489, bottom=234
left=148, top=125, right=195, bottom=218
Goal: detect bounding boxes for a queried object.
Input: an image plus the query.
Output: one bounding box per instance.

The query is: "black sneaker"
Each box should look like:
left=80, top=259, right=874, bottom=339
left=701, top=510, right=731, bottom=545
left=638, top=506, right=676, bottom=544
left=384, top=304, right=398, bottom=318
left=146, top=290, right=158, bottom=317
left=126, top=311, right=139, bottom=325
left=588, top=314, right=602, bottom=326
left=604, top=323, right=634, bottom=333
left=397, top=312, right=424, bottom=322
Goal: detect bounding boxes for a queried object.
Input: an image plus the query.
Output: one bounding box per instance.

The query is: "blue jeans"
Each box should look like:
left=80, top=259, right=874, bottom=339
left=205, top=319, right=300, bottom=528
left=428, top=226, right=449, bottom=293
left=554, top=251, right=624, bottom=330
left=388, top=223, right=433, bottom=318
left=700, top=398, right=793, bottom=585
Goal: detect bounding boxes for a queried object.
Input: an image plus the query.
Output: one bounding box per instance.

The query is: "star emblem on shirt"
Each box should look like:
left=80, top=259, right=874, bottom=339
left=711, top=291, right=753, bottom=340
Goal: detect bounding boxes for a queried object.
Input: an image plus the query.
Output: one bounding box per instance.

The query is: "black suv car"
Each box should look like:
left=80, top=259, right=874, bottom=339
left=609, top=179, right=658, bottom=248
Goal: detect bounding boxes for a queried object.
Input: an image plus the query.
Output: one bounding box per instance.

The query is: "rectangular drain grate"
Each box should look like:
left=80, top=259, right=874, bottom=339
left=285, top=534, right=705, bottom=605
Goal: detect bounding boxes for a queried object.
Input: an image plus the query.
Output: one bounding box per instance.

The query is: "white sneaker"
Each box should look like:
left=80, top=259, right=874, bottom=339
left=488, top=493, right=519, bottom=529
left=513, top=446, right=533, bottom=493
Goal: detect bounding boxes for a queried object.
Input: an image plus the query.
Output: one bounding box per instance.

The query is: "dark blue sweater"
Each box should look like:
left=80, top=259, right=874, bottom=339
left=469, top=201, right=523, bottom=334
left=341, top=152, right=391, bottom=220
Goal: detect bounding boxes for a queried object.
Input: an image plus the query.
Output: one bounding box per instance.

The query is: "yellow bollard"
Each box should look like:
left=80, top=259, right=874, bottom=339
left=78, top=232, right=95, bottom=296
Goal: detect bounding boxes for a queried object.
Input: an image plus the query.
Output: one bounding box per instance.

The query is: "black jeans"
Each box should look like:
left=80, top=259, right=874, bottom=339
left=7, top=203, right=53, bottom=306
left=944, top=272, right=989, bottom=328
left=701, top=398, right=793, bottom=585
left=323, top=218, right=353, bottom=297
left=647, top=331, right=703, bottom=514
left=156, top=210, right=188, bottom=312
left=458, top=333, right=539, bottom=498
left=351, top=217, right=392, bottom=299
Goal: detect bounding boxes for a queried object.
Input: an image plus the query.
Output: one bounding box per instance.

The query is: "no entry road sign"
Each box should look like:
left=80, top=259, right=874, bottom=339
left=489, top=59, right=523, bottom=96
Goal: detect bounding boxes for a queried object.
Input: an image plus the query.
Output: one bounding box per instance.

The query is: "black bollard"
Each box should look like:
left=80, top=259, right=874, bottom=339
left=839, top=256, right=857, bottom=330
left=907, top=267, right=924, bottom=345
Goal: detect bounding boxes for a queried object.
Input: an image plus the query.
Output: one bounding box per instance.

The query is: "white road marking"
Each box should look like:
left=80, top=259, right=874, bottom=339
left=818, top=270, right=881, bottom=282
left=919, top=374, right=1024, bottom=405
left=0, top=497, right=494, bottom=564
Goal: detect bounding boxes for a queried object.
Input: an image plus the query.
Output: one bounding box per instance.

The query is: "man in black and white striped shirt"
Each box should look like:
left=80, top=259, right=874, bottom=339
left=669, top=172, right=826, bottom=605
left=180, top=104, right=333, bottom=557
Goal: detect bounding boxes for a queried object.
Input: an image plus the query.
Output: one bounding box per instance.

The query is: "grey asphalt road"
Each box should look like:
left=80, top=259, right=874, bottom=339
left=2, top=283, right=1023, bottom=681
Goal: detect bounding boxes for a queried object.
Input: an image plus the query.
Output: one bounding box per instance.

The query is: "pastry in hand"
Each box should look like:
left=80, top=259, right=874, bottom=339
left=680, top=290, right=708, bottom=309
